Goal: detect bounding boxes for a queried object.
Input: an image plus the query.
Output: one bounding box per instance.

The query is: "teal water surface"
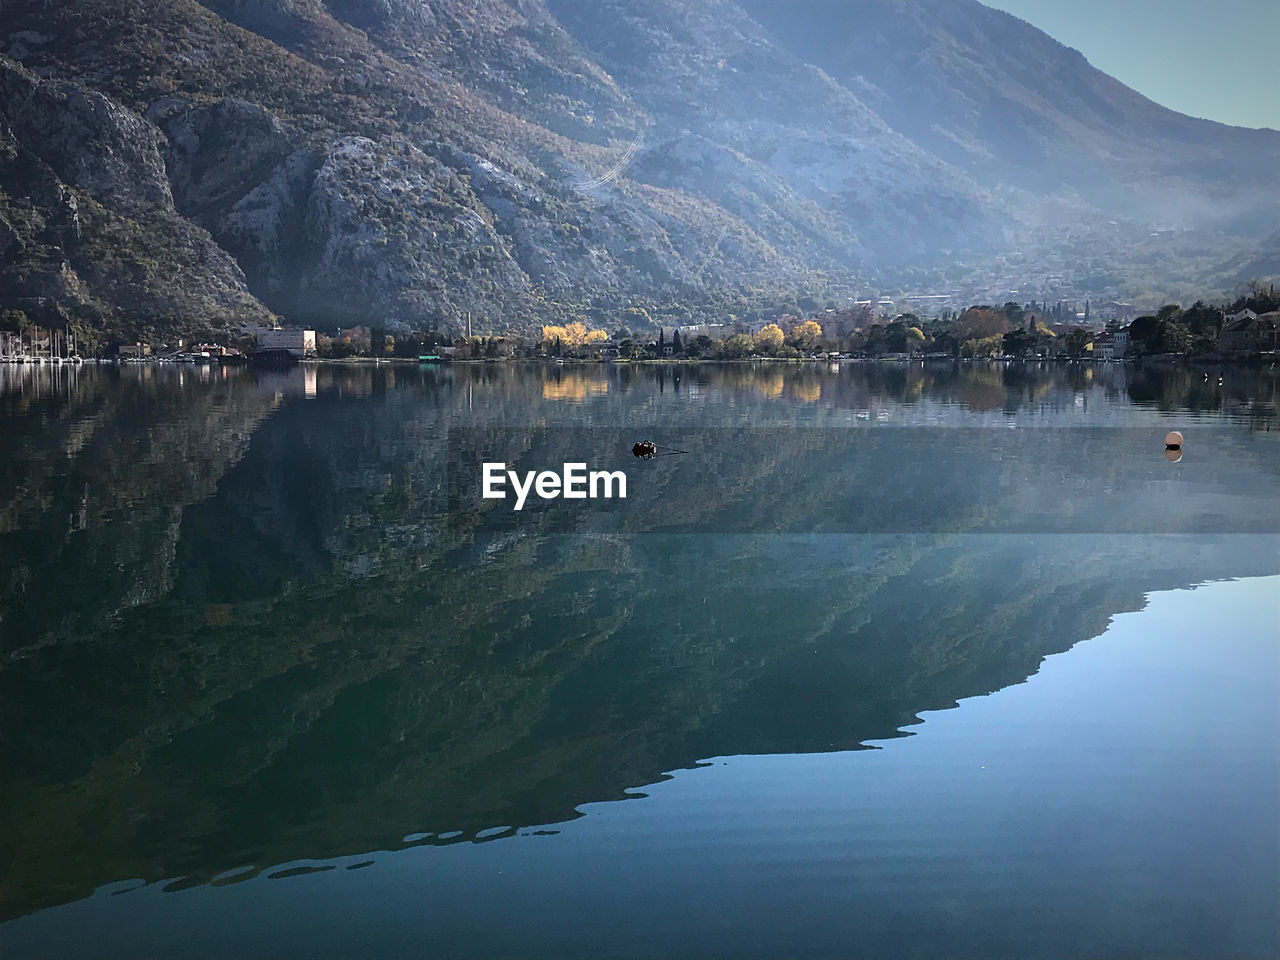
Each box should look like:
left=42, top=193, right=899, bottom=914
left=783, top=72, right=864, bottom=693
left=1, top=361, right=1277, bottom=958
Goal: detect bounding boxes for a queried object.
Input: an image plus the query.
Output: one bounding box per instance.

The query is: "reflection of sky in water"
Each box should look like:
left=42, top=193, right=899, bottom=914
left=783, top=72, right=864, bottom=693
left=7, top=576, right=1277, bottom=960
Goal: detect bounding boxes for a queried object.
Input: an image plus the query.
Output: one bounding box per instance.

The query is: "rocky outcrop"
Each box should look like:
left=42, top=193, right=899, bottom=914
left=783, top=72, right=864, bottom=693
left=0, top=56, right=275, bottom=336
left=298, top=136, right=531, bottom=327
left=0, top=59, right=172, bottom=215
left=148, top=96, right=299, bottom=223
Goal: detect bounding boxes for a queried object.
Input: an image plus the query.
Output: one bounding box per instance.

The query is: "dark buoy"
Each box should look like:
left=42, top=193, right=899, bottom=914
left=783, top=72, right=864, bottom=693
left=632, top=440, right=689, bottom=460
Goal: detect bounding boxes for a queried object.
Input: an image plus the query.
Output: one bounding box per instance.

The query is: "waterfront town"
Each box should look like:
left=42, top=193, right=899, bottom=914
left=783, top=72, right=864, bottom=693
left=1, top=289, right=1276, bottom=366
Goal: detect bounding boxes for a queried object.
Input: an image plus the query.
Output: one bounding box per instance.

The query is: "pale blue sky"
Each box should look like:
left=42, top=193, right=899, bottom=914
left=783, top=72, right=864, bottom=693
left=985, top=0, right=1279, bottom=129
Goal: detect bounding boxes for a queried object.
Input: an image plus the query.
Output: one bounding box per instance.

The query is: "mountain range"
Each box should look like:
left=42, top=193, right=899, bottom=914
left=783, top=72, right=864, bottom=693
left=1, top=0, right=1276, bottom=339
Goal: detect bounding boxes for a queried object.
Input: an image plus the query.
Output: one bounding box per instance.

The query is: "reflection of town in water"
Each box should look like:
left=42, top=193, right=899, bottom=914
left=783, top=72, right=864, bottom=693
left=2, top=359, right=1276, bottom=422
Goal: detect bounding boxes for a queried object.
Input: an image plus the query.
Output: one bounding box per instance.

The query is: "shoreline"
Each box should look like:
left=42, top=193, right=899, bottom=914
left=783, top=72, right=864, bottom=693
left=2, top=355, right=1276, bottom=368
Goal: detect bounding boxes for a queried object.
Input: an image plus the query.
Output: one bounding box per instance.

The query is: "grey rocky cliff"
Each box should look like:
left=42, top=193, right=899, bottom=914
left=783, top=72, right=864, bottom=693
left=299, top=136, right=531, bottom=327
left=1, top=64, right=173, bottom=215
left=0, top=56, right=274, bottom=336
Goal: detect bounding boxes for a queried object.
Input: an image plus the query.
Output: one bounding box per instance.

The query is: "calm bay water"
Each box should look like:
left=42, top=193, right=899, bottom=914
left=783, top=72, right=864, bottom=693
left=1, top=360, right=1277, bottom=958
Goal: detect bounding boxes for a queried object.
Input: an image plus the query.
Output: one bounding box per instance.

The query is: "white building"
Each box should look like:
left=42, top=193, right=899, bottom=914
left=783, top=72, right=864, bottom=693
left=1112, top=328, right=1128, bottom=358
left=1224, top=309, right=1258, bottom=326
left=1096, top=301, right=1137, bottom=322
left=1093, top=331, right=1121, bottom=361
left=662, top=324, right=731, bottom=341
left=245, top=324, right=316, bottom=357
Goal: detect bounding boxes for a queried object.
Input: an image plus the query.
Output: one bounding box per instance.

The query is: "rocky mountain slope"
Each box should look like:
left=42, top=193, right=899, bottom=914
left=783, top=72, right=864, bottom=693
left=1212, top=229, right=1280, bottom=288
left=0, top=57, right=275, bottom=342
left=743, top=0, right=1280, bottom=234
left=0, top=0, right=1275, bottom=338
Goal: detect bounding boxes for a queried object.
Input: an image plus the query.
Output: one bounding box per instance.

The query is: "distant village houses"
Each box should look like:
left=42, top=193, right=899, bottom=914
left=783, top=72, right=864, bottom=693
left=1220, top=311, right=1279, bottom=354
left=1091, top=331, right=1118, bottom=361
left=1094, top=301, right=1137, bottom=324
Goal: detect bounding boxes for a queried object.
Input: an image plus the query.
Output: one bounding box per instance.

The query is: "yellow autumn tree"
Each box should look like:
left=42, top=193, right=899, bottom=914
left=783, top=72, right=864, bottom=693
left=907, top=326, right=926, bottom=355
left=562, top=322, right=588, bottom=347
left=541, top=322, right=607, bottom=350
left=956, top=308, right=1010, bottom=340
left=755, top=323, right=785, bottom=353
left=788, top=320, right=823, bottom=350
left=961, top=335, right=1004, bottom=358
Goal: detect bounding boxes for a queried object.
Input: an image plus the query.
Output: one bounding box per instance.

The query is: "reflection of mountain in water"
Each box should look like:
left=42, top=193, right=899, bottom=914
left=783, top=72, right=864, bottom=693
left=0, top=365, right=283, bottom=648
left=1, top=363, right=1277, bottom=921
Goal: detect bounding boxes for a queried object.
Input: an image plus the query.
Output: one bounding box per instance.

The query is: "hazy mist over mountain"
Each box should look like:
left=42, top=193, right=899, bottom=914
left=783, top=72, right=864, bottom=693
left=744, top=0, right=1280, bottom=231
left=1, top=0, right=1276, bottom=336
